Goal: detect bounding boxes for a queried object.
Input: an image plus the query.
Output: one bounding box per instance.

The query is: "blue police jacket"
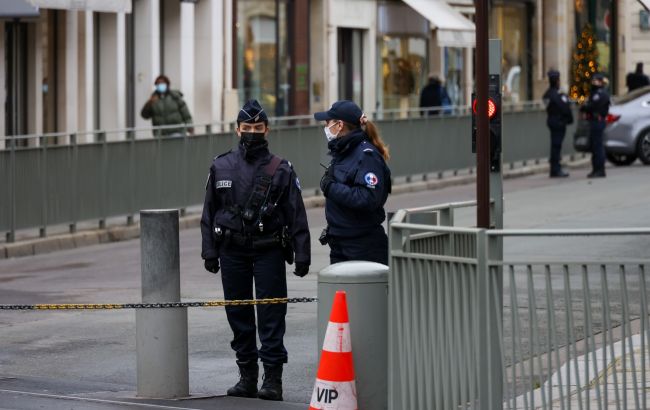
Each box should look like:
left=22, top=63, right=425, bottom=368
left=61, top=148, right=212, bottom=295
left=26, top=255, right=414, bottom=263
left=543, top=86, right=573, bottom=129
left=200, top=143, right=311, bottom=265
left=581, top=87, right=610, bottom=121
left=324, top=128, right=392, bottom=238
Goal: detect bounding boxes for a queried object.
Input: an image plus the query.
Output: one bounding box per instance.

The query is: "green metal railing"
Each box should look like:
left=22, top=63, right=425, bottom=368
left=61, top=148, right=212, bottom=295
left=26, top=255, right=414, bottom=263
left=1, top=106, right=574, bottom=242
left=388, top=203, right=650, bottom=409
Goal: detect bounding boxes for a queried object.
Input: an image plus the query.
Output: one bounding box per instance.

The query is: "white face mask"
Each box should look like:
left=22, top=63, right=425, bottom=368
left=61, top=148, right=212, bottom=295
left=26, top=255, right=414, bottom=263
left=324, top=122, right=339, bottom=142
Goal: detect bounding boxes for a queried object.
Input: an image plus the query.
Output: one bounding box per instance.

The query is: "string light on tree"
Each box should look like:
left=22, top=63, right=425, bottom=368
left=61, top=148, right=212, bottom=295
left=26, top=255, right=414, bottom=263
left=570, top=23, right=599, bottom=103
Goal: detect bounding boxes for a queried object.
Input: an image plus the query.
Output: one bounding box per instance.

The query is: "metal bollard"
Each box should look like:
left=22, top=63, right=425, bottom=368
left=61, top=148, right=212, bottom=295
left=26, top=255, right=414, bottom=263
left=136, top=210, right=189, bottom=398
left=318, top=261, right=389, bottom=410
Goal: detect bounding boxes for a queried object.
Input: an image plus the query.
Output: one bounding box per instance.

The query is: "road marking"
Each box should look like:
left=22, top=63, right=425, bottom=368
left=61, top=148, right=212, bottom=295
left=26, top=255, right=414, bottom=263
left=0, top=388, right=200, bottom=409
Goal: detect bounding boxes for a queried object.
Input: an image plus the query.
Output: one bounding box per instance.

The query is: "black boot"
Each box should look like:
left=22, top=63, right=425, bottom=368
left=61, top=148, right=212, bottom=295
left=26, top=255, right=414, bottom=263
left=227, top=360, right=258, bottom=398
left=257, top=363, right=283, bottom=401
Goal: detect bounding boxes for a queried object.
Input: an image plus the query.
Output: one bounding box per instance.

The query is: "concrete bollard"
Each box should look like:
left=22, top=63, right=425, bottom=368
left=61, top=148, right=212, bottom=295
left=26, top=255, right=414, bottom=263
left=318, top=261, right=389, bottom=410
left=136, top=209, right=189, bottom=398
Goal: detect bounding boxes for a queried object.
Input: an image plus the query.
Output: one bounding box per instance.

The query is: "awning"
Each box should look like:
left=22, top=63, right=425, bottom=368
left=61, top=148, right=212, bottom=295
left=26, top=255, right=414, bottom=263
left=27, top=0, right=131, bottom=13
left=0, top=0, right=40, bottom=19
left=402, top=0, right=475, bottom=48
left=640, top=0, right=650, bottom=11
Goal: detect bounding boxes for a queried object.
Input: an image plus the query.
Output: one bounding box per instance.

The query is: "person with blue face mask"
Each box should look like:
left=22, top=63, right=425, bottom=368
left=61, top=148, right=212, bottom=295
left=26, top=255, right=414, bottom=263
left=140, top=74, right=194, bottom=136
left=314, top=100, right=392, bottom=265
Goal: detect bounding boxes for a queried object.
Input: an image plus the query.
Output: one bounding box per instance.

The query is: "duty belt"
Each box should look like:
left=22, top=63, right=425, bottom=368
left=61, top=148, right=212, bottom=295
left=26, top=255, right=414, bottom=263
left=229, top=231, right=283, bottom=250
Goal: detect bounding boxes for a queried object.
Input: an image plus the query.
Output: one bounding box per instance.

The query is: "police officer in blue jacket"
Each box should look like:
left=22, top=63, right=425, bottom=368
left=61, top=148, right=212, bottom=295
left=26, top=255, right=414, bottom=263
left=314, top=100, right=392, bottom=265
left=201, top=100, right=311, bottom=401
left=543, top=69, right=573, bottom=178
left=580, top=73, right=610, bottom=178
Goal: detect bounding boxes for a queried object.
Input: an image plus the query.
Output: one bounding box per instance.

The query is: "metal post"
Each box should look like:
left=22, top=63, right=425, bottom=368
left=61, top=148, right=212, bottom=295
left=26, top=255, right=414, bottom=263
left=318, top=262, right=389, bottom=410
left=488, top=40, right=505, bottom=405
left=489, top=39, right=503, bottom=231
left=99, top=132, right=107, bottom=230
left=136, top=209, right=189, bottom=398
left=7, top=136, right=16, bottom=243
left=40, top=135, right=48, bottom=238
left=69, top=133, right=78, bottom=234
left=475, top=0, right=490, bottom=228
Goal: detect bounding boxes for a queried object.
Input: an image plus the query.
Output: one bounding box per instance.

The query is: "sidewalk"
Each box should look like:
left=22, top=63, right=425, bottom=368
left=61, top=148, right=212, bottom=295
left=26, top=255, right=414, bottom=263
left=0, top=155, right=590, bottom=260
left=0, top=375, right=308, bottom=410
left=509, top=329, right=650, bottom=409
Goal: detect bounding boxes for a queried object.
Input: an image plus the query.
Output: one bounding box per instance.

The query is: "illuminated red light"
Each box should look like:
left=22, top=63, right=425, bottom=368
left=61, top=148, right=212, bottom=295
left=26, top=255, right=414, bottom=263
left=472, top=98, right=497, bottom=119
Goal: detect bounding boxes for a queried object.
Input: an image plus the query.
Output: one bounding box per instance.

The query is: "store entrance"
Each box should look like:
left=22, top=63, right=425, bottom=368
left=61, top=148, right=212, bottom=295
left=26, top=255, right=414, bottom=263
left=338, top=28, right=364, bottom=105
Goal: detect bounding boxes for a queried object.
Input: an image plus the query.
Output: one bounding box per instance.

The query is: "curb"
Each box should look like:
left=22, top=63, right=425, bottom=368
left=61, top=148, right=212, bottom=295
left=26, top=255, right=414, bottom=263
left=0, top=157, right=590, bottom=260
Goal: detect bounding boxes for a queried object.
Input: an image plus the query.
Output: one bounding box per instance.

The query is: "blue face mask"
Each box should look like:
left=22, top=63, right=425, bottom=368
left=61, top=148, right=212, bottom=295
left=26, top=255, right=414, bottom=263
left=155, top=83, right=168, bottom=94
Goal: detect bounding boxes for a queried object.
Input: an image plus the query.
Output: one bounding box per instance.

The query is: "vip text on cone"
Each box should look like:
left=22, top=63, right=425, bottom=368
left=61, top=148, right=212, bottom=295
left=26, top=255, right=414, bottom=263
left=310, top=290, right=358, bottom=409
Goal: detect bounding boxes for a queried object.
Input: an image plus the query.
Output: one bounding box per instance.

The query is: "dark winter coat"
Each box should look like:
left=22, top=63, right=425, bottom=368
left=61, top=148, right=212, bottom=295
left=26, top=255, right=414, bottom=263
left=200, top=144, right=311, bottom=265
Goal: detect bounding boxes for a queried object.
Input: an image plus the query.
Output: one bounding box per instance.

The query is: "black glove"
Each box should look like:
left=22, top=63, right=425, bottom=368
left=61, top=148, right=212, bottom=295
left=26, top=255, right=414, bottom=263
left=293, top=262, right=309, bottom=277
left=204, top=258, right=220, bottom=274
left=320, top=170, right=334, bottom=196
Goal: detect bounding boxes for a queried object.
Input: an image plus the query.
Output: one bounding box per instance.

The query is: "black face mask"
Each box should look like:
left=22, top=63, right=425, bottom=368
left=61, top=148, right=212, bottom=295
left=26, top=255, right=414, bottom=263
left=240, top=132, right=268, bottom=159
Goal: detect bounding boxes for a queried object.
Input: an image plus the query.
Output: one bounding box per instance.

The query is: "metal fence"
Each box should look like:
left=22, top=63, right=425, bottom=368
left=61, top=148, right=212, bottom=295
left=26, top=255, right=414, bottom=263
left=1, top=106, right=575, bottom=241
left=388, top=203, right=650, bottom=410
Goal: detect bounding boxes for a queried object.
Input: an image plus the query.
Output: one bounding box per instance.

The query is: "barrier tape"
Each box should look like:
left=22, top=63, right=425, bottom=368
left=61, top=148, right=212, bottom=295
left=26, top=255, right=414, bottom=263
left=0, top=297, right=318, bottom=311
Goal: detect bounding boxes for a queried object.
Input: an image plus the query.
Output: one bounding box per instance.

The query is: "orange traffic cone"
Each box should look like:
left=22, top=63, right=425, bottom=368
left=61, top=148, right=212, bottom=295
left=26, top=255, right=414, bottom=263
left=309, top=291, right=358, bottom=410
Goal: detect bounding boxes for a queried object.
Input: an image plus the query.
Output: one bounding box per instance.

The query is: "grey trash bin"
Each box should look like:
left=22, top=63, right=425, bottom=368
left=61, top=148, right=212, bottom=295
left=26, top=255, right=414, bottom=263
left=318, top=261, right=388, bottom=410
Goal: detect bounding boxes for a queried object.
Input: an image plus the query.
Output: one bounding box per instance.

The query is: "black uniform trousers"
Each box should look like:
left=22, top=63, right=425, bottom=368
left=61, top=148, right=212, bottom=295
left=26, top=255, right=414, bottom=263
left=548, top=125, right=566, bottom=175
left=329, top=226, right=388, bottom=265
left=219, top=244, right=288, bottom=364
left=589, top=119, right=606, bottom=173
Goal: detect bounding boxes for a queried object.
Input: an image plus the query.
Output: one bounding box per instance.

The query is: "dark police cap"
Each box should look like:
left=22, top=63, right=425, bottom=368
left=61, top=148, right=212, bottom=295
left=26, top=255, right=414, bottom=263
left=238, top=99, right=268, bottom=124
left=314, top=100, right=363, bottom=126
left=592, top=72, right=605, bottom=81
left=547, top=69, right=560, bottom=79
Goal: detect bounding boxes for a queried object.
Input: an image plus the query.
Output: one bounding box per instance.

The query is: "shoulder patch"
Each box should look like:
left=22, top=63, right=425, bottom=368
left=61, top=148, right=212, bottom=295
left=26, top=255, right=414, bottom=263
left=295, top=177, right=301, bottom=191
left=363, top=148, right=374, bottom=153
left=593, top=93, right=600, bottom=101
left=364, top=172, right=379, bottom=188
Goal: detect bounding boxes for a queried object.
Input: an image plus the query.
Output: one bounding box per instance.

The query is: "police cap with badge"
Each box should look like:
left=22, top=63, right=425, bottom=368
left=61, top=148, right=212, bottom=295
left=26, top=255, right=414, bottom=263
left=238, top=99, right=268, bottom=125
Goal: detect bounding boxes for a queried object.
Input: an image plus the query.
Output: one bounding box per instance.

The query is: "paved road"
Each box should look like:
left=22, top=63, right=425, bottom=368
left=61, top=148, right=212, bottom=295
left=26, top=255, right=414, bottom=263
left=0, top=163, right=649, bottom=408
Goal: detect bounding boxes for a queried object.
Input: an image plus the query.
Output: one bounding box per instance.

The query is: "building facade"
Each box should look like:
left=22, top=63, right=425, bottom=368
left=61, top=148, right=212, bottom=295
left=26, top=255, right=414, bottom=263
left=2, top=0, right=649, bottom=147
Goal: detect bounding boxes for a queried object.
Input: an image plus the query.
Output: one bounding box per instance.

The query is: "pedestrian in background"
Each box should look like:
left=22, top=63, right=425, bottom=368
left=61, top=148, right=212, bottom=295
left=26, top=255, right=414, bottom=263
left=542, top=69, right=573, bottom=178
left=200, top=100, right=311, bottom=401
left=140, top=74, right=194, bottom=136
left=625, top=62, right=650, bottom=92
left=419, top=73, right=451, bottom=116
left=580, top=73, right=610, bottom=178
left=315, top=100, right=392, bottom=265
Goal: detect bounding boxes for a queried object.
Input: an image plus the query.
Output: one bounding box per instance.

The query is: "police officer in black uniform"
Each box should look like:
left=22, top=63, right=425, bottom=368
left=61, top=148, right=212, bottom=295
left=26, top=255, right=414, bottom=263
left=543, top=69, right=573, bottom=178
left=580, top=73, right=610, bottom=178
left=314, top=100, right=392, bottom=265
left=201, top=100, right=310, bottom=401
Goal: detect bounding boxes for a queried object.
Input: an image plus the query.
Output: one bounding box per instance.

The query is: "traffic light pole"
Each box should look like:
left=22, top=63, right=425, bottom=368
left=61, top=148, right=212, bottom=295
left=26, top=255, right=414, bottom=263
left=489, top=39, right=503, bottom=230
left=475, top=0, right=490, bottom=229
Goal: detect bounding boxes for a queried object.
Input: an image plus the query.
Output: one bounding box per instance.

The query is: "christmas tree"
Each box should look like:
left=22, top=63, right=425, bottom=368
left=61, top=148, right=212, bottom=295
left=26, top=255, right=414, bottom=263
left=570, top=24, right=599, bottom=103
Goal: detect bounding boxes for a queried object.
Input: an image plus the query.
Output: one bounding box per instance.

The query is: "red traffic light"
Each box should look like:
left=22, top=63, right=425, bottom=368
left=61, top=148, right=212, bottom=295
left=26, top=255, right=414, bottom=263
left=472, top=98, right=497, bottom=119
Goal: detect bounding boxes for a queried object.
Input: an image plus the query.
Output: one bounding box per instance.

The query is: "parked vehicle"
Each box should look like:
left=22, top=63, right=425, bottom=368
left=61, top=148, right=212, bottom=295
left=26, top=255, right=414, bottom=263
left=573, top=86, right=650, bottom=165
left=604, top=86, right=650, bottom=165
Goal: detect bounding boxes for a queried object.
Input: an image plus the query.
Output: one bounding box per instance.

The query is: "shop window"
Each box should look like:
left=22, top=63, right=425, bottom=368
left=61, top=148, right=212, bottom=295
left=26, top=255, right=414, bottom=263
left=444, top=47, right=464, bottom=106
left=491, top=2, right=531, bottom=103
left=236, top=0, right=289, bottom=116
left=379, top=36, right=427, bottom=112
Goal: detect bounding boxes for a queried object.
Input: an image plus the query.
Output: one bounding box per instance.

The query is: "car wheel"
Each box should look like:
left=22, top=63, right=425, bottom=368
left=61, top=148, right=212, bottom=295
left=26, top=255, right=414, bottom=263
left=637, top=129, right=650, bottom=165
left=606, top=152, right=637, bottom=166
